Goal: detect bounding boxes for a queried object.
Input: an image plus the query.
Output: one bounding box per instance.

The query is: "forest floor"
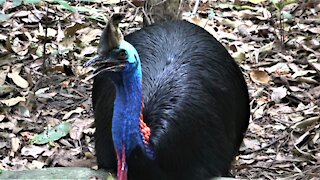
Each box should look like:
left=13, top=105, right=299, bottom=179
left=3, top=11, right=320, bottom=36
left=0, top=0, right=319, bottom=179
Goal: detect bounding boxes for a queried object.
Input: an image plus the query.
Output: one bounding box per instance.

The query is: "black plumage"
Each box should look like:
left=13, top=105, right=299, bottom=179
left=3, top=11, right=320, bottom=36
left=92, top=20, right=249, bottom=180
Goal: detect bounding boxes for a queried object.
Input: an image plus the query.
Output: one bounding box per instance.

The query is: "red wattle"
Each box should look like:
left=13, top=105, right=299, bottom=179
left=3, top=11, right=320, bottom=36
left=117, top=146, right=127, bottom=180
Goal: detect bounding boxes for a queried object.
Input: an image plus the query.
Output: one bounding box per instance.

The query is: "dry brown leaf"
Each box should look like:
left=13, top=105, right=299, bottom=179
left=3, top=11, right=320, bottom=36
left=243, top=138, right=261, bottom=150
left=253, top=103, right=267, bottom=119
left=232, top=51, right=246, bottom=62
left=0, top=96, right=26, bottom=106
left=265, top=63, right=290, bottom=74
left=292, top=70, right=316, bottom=79
left=104, top=0, right=121, bottom=4
left=271, top=87, right=287, bottom=102
left=312, top=62, right=320, bottom=71
left=7, top=64, right=29, bottom=88
left=26, top=160, right=45, bottom=170
left=0, top=66, right=10, bottom=85
left=65, top=23, right=87, bottom=37
left=7, top=73, right=29, bottom=88
left=21, top=145, right=46, bottom=158
left=258, top=42, right=273, bottom=54
left=250, top=70, right=270, bottom=84
left=0, top=114, right=5, bottom=122
left=69, top=118, right=94, bottom=140
left=62, top=107, right=84, bottom=120
left=308, top=27, right=320, bottom=34
left=0, top=122, right=15, bottom=130
left=57, top=24, right=64, bottom=42
left=20, top=132, right=35, bottom=141
left=47, top=28, right=57, bottom=38
left=308, top=85, right=320, bottom=99
left=0, top=141, right=7, bottom=149
left=292, top=116, right=320, bottom=129
left=14, top=11, right=30, bottom=17
left=76, top=46, right=97, bottom=58
left=249, top=0, right=267, bottom=4
left=11, top=37, right=29, bottom=56
left=78, top=28, right=102, bottom=45
left=11, top=137, right=21, bottom=153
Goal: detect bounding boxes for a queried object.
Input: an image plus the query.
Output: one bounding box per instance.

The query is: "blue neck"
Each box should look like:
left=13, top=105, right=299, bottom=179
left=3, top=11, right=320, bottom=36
left=111, top=63, right=153, bottom=166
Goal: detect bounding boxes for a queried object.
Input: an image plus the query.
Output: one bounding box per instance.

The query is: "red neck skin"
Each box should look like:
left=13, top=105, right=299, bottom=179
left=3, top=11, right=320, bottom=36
left=117, top=145, right=128, bottom=180
left=115, top=100, right=152, bottom=180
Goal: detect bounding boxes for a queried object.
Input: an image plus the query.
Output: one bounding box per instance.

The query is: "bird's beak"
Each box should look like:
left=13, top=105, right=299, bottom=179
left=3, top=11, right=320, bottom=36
left=83, top=55, right=128, bottom=77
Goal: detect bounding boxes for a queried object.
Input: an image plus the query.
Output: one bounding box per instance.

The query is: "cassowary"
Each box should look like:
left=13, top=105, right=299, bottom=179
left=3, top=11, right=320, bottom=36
left=84, top=14, right=249, bottom=180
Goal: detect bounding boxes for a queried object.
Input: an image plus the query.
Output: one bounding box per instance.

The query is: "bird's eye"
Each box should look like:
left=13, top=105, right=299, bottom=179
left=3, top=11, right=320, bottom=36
left=118, top=51, right=127, bottom=60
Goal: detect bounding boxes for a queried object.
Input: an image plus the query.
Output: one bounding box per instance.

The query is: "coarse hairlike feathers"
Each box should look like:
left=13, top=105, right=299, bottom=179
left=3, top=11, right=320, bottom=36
left=90, top=17, right=249, bottom=180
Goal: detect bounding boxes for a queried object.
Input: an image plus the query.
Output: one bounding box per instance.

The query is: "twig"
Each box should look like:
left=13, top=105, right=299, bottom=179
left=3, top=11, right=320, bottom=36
left=244, top=134, right=288, bottom=154
left=124, top=5, right=141, bottom=33
left=177, top=0, right=183, bottom=17
left=191, top=0, right=200, bottom=16
left=42, top=3, right=49, bottom=74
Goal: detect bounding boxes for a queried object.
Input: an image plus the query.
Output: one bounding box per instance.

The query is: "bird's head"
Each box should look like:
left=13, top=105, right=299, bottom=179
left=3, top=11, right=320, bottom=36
left=84, top=14, right=140, bottom=76
left=84, top=14, right=146, bottom=180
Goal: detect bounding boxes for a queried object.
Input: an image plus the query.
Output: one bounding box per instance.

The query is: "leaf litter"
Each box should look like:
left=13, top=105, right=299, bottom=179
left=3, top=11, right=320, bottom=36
left=0, top=0, right=319, bottom=179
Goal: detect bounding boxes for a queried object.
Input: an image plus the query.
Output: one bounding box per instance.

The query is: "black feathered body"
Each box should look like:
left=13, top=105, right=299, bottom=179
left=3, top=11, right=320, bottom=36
left=93, top=20, right=249, bottom=180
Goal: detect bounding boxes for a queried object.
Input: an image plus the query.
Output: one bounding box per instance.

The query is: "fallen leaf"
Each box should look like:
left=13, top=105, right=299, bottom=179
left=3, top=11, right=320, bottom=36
left=265, top=62, right=290, bottom=74
left=258, top=42, right=273, bottom=54
left=232, top=51, right=246, bottom=62
left=21, top=145, right=46, bottom=158
left=250, top=70, right=270, bottom=84
left=35, top=87, right=50, bottom=95
left=308, top=27, right=320, bottom=34
left=62, top=107, right=84, bottom=120
left=11, top=137, right=21, bottom=153
left=69, top=118, right=94, bottom=140
left=0, top=85, right=15, bottom=96
left=7, top=73, right=29, bottom=88
left=0, top=141, right=6, bottom=149
left=13, top=10, right=30, bottom=17
left=271, top=86, right=287, bottom=102
left=32, top=122, right=72, bottom=145
left=11, top=37, right=29, bottom=56
left=308, top=85, right=320, bottom=99
left=292, top=70, right=316, bottom=79
left=78, top=28, right=102, bottom=45
left=0, top=122, right=15, bottom=130
left=0, top=114, right=5, bottom=122
left=104, top=0, right=121, bottom=4
left=249, top=0, right=267, bottom=4
left=16, top=105, right=31, bottom=118
left=243, top=138, right=261, bottom=150
left=0, top=96, right=26, bottom=106
left=26, top=160, right=45, bottom=170
left=0, top=65, right=10, bottom=85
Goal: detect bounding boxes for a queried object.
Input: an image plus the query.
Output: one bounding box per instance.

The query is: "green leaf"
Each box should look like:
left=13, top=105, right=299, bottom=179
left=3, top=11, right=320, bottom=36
left=53, top=0, right=77, bottom=12
left=32, top=122, right=72, bottom=145
left=0, top=0, right=6, bottom=4
left=275, top=0, right=298, bottom=9
left=13, top=0, right=22, bottom=6
left=0, top=13, right=10, bottom=21
left=25, top=0, right=42, bottom=4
